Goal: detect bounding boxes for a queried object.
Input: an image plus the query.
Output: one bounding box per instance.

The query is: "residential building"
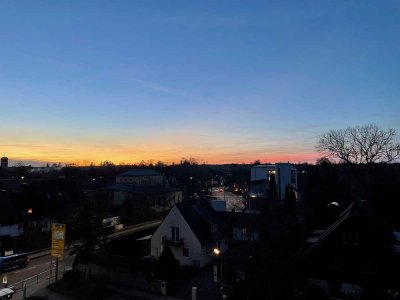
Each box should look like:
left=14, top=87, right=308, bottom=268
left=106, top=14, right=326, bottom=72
left=151, top=200, right=228, bottom=267
left=116, top=169, right=165, bottom=186
left=249, top=163, right=297, bottom=202
left=151, top=199, right=260, bottom=268
left=1, top=156, right=8, bottom=168
left=106, top=169, right=183, bottom=212
left=298, top=200, right=400, bottom=298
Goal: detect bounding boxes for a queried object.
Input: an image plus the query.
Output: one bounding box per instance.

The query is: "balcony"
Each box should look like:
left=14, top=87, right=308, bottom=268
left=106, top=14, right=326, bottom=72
left=162, top=236, right=184, bottom=247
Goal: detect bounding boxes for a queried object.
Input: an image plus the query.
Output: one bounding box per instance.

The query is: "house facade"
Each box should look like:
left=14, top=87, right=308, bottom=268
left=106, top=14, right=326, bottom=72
left=105, top=169, right=183, bottom=212
left=151, top=201, right=228, bottom=268
left=250, top=163, right=297, bottom=201
left=116, top=169, right=165, bottom=186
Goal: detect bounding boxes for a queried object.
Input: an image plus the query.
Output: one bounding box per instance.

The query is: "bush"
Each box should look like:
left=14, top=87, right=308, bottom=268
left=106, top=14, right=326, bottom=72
left=63, top=270, right=82, bottom=288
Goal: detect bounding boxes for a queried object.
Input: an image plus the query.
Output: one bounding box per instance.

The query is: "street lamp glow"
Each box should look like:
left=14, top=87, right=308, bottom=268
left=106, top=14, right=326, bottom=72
left=213, top=248, right=221, bottom=256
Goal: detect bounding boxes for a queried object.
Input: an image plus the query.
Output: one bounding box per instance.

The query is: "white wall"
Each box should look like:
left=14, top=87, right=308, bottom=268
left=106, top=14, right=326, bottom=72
left=250, top=165, right=275, bottom=181
left=275, top=163, right=297, bottom=201
left=151, top=206, right=216, bottom=268
left=116, top=175, right=164, bottom=186
left=250, top=163, right=297, bottom=201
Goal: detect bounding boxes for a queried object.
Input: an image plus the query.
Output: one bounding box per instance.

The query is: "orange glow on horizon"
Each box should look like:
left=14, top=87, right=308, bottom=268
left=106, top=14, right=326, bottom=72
left=1, top=135, right=320, bottom=166
left=7, top=150, right=320, bottom=166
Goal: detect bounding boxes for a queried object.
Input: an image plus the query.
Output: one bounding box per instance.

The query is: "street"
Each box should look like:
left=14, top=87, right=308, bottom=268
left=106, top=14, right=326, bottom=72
left=211, top=187, right=245, bottom=211
left=0, top=220, right=161, bottom=298
left=4, top=251, right=74, bottom=287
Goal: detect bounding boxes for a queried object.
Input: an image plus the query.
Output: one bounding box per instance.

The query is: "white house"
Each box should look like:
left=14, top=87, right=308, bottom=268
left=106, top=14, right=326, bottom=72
left=151, top=201, right=228, bottom=268
left=250, top=163, right=297, bottom=201
left=105, top=169, right=183, bottom=211
left=116, top=169, right=166, bottom=186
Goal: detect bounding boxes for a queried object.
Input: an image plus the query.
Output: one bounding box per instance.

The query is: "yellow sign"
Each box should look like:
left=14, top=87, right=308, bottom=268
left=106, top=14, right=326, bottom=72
left=51, top=223, right=66, bottom=259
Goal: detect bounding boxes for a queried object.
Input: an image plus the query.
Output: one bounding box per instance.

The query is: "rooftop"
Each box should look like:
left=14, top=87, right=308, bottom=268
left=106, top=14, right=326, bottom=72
left=117, top=169, right=161, bottom=177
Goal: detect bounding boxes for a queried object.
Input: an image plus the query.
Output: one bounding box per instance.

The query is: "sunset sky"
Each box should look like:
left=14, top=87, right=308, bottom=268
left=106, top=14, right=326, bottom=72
left=0, top=1, right=399, bottom=166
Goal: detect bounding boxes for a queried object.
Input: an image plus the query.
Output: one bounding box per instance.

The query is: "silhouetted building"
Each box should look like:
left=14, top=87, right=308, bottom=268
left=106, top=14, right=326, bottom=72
left=297, top=200, right=400, bottom=298
left=105, top=169, right=183, bottom=212
left=151, top=199, right=259, bottom=268
left=250, top=163, right=297, bottom=200
left=116, top=169, right=165, bottom=186
left=1, top=156, right=8, bottom=168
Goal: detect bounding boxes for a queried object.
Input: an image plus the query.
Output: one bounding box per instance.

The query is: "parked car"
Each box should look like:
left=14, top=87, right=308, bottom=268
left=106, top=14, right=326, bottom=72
left=0, top=288, right=14, bottom=299
left=0, top=254, right=29, bottom=274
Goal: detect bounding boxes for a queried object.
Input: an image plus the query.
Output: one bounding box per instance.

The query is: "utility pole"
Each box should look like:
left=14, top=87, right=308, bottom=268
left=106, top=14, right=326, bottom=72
left=55, top=258, right=59, bottom=281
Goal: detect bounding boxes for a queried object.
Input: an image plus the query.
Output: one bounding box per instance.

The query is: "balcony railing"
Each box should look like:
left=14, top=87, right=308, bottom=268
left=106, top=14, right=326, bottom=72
left=162, top=236, right=184, bottom=247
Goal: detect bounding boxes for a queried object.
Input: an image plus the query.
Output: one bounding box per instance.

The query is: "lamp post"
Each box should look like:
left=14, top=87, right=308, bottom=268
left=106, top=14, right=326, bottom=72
left=213, top=247, right=223, bottom=298
left=189, top=176, right=194, bottom=198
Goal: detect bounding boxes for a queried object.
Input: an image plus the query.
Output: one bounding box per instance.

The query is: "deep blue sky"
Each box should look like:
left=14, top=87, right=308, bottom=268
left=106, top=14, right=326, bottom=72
left=0, top=1, right=399, bottom=165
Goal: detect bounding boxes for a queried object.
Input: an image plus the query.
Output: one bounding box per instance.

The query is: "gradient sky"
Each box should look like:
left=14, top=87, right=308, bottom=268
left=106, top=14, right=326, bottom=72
left=0, top=1, right=399, bottom=166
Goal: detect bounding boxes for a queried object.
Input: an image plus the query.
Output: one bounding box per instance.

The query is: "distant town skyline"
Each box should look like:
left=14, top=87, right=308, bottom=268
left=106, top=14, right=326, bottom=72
left=1, top=1, right=399, bottom=166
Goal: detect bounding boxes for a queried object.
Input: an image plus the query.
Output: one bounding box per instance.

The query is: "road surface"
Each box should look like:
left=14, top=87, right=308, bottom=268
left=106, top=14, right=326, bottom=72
left=211, top=187, right=245, bottom=211
left=0, top=219, right=162, bottom=298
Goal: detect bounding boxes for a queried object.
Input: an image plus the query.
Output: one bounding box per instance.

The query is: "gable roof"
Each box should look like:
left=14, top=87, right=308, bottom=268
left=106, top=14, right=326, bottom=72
left=176, top=200, right=223, bottom=246
left=302, top=202, right=354, bottom=258
left=117, top=169, right=161, bottom=177
left=301, top=200, right=388, bottom=260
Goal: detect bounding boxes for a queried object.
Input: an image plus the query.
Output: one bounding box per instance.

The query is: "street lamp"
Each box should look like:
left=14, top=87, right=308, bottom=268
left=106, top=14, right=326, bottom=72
left=213, top=247, right=223, bottom=285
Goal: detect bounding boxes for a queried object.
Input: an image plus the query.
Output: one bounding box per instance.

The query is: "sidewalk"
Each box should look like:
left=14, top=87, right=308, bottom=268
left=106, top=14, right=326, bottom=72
left=28, top=287, right=74, bottom=300
left=14, top=283, right=181, bottom=300
left=108, top=284, right=181, bottom=300
left=28, top=249, right=51, bottom=260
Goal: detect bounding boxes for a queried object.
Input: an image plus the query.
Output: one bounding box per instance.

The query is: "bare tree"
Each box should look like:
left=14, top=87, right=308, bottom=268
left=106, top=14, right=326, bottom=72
left=316, top=124, right=400, bottom=164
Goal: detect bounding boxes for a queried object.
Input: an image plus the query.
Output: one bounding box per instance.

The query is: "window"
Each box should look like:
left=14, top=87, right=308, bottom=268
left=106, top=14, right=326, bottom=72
left=193, top=260, right=200, bottom=267
left=327, top=253, right=340, bottom=269
left=171, top=226, right=180, bottom=241
left=211, top=225, right=218, bottom=232
left=182, top=247, right=189, bottom=257
left=241, top=228, right=248, bottom=236
left=343, top=231, right=359, bottom=245
left=363, top=259, right=379, bottom=274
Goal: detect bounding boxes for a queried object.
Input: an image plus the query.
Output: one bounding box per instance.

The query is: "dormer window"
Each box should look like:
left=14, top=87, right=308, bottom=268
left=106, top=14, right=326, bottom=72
left=211, top=225, right=218, bottom=232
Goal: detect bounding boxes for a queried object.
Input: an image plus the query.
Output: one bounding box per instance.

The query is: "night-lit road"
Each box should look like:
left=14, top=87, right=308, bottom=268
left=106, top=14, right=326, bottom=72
left=211, top=187, right=245, bottom=211
left=2, top=220, right=162, bottom=298
left=5, top=250, right=74, bottom=287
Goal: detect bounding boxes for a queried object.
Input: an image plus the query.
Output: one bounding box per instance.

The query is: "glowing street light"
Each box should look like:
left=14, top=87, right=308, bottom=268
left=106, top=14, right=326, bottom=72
left=213, top=248, right=221, bottom=256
